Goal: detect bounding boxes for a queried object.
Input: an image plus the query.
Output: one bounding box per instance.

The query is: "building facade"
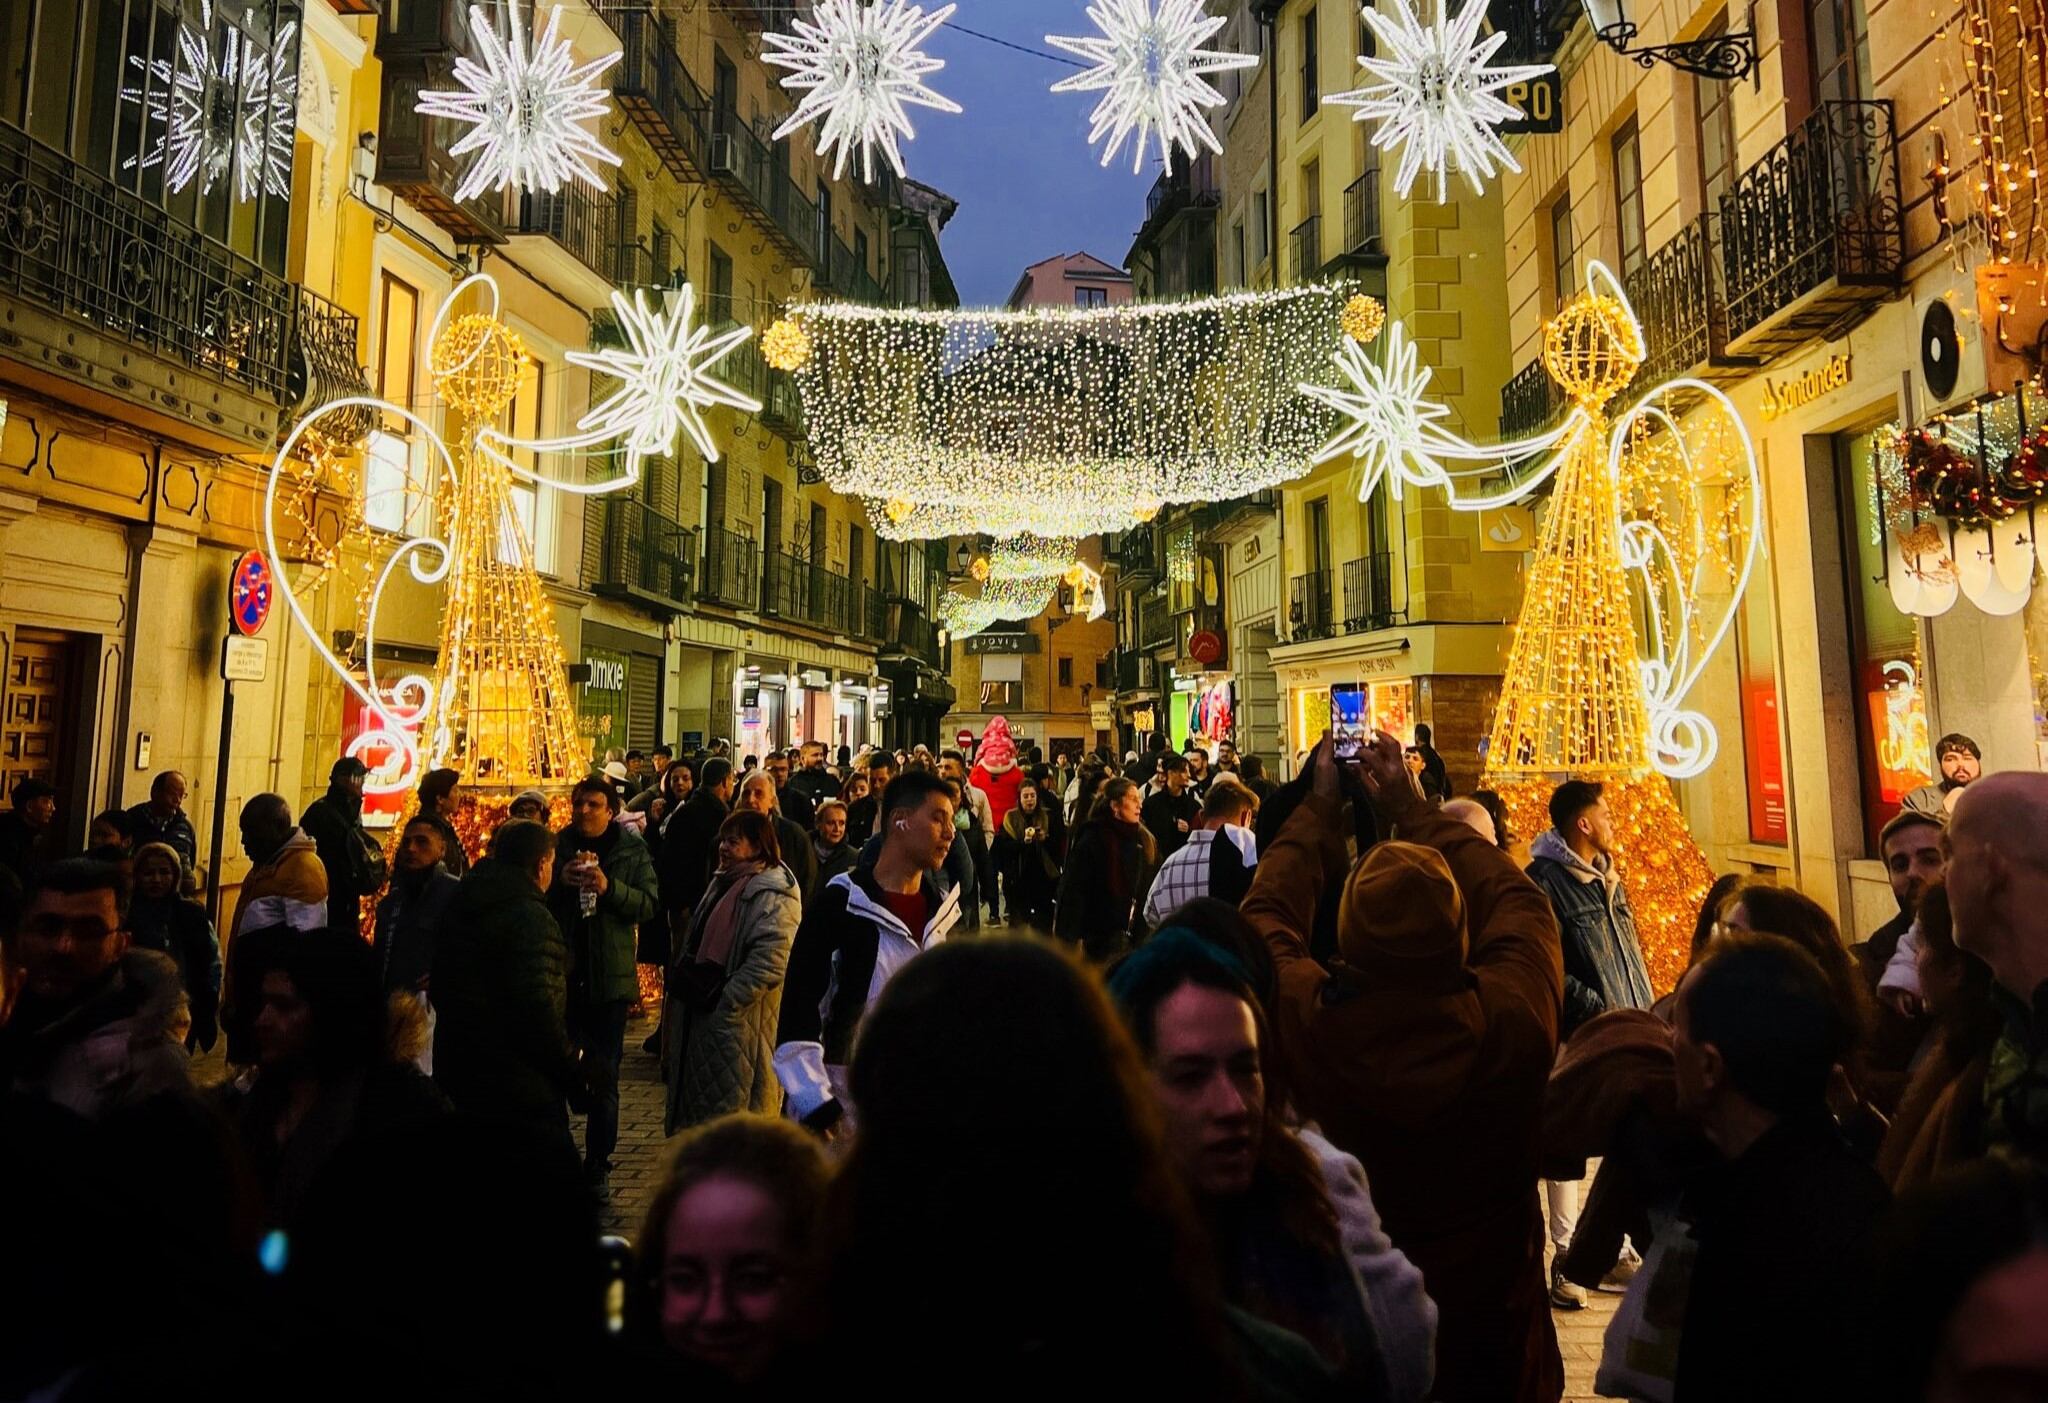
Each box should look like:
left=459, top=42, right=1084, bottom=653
left=0, top=0, right=958, bottom=920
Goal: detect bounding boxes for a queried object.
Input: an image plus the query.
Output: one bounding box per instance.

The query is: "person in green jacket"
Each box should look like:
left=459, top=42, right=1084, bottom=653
left=430, top=820, right=575, bottom=1145
left=549, top=776, right=660, bottom=1201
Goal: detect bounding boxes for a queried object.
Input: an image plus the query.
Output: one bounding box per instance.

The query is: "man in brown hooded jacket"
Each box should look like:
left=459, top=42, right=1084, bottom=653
left=1243, top=731, right=1565, bottom=1403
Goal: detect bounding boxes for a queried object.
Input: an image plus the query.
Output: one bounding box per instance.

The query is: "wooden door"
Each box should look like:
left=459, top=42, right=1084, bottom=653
left=3, top=629, right=73, bottom=806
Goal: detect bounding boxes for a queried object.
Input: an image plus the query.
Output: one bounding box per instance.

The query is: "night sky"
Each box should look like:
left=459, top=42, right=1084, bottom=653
left=904, top=2, right=1175, bottom=307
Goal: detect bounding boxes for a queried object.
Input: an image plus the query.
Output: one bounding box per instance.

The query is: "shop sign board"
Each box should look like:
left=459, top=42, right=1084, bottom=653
left=1759, top=353, right=1851, bottom=420
left=220, top=635, right=268, bottom=682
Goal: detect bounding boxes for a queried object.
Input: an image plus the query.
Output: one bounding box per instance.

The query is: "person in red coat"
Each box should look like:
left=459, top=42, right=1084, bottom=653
left=968, top=716, right=1025, bottom=830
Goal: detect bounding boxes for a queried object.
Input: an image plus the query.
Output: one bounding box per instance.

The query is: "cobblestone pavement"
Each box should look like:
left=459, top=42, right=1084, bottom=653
left=1557, top=1280, right=1623, bottom=1401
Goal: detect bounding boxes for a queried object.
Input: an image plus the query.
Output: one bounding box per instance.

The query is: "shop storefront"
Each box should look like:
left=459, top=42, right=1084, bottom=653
left=578, top=620, right=665, bottom=758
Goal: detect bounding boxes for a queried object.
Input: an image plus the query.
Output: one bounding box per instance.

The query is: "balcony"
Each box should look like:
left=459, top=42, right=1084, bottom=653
left=1116, top=650, right=1160, bottom=694
left=896, top=608, right=942, bottom=668
left=594, top=499, right=696, bottom=613
left=1290, top=216, right=1322, bottom=284
left=762, top=369, right=805, bottom=438
left=700, top=527, right=759, bottom=610
left=1343, top=553, right=1402, bottom=633
left=506, top=182, right=623, bottom=308
left=1117, top=525, right=1161, bottom=584
left=1499, top=354, right=1567, bottom=440
left=708, top=107, right=822, bottom=267
left=863, top=587, right=890, bottom=641
left=816, top=230, right=885, bottom=303
left=374, top=8, right=506, bottom=242
left=762, top=551, right=855, bottom=632
left=611, top=10, right=710, bottom=181
left=1720, top=99, right=1904, bottom=356
left=1209, top=488, right=1279, bottom=544
left=1289, top=570, right=1335, bottom=642
left=1338, top=170, right=1385, bottom=263
left=0, top=120, right=296, bottom=449
left=285, top=288, right=372, bottom=434
left=1140, top=598, right=1175, bottom=650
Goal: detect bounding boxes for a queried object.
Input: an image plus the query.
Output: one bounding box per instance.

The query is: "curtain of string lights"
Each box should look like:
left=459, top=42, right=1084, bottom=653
left=784, top=285, right=1359, bottom=541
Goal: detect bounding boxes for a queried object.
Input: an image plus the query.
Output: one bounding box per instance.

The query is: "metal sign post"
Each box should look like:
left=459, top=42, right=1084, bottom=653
left=205, top=633, right=270, bottom=928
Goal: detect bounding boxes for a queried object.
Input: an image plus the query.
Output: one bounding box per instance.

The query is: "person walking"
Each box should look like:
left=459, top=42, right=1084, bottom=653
left=222, top=794, right=329, bottom=1060
left=127, top=841, right=221, bottom=1054
left=774, top=769, right=963, bottom=1133
left=658, top=757, right=733, bottom=955
left=1000, top=777, right=1065, bottom=931
left=1412, top=724, right=1450, bottom=803
left=414, top=768, right=469, bottom=878
left=662, top=810, right=800, bottom=1133
left=547, top=778, right=659, bottom=1202
left=939, top=750, right=997, bottom=922
left=764, top=750, right=815, bottom=833
left=1054, top=778, right=1152, bottom=962
left=812, top=799, right=859, bottom=884
left=0, top=777, right=58, bottom=891
left=1526, top=778, right=1655, bottom=1308
left=844, top=752, right=895, bottom=845
left=1143, top=777, right=1260, bottom=927
left=1246, top=732, right=1564, bottom=1403
left=125, top=770, right=198, bottom=873
left=372, top=815, right=462, bottom=1072
left=300, top=757, right=384, bottom=938
left=737, top=770, right=816, bottom=905
left=431, top=819, right=576, bottom=1144
left=1142, top=753, right=1202, bottom=862
left=788, top=739, right=841, bottom=813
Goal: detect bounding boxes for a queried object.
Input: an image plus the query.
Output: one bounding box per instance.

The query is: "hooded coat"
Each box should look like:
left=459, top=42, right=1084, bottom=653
left=1244, top=795, right=1565, bottom=1403
left=662, top=862, right=800, bottom=1133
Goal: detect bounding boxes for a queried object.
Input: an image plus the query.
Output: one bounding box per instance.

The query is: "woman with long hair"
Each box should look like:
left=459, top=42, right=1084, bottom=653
left=629, top=1114, right=832, bottom=1388
left=663, top=810, right=800, bottom=1134
left=999, top=777, right=1065, bottom=932
left=1053, top=778, right=1153, bottom=962
left=127, top=840, right=222, bottom=1052
left=793, top=938, right=1330, bottom=1398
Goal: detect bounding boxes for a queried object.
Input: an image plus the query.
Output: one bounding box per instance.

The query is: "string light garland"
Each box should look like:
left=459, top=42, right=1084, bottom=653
left=1327, top=0, right=1552, bottom=200
left=416, top=1, right=623, bottom=202
left=764, top=0, right=962, bottom=182
left=787, top=283, right=1359, bottom=540
left=121, top=0, right=298, bottom=201
left=1046, top=0, right=1258, bottom=173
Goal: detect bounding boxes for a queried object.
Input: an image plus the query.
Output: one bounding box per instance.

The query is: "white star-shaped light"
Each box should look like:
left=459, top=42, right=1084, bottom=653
left=121, top=2, right=298, bottom=201
left=1046, top=0, right=1257, bottom=173
left=1299, top=321, right=1463, bottom=502
left=1326, top=0, right=1552, bottom=201
left=565, top=286, right=763, bottom=464
left=416, top=2, right=622, bottom=202
left=763, top=0, right=962, bottom=182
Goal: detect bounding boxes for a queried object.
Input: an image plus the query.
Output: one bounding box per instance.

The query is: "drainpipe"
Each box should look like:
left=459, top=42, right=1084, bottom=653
left=1263, top=8, right=1280, bottom=284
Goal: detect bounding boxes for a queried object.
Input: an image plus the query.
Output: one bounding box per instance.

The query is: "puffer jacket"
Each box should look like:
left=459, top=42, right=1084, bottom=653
left=1525, top=829, right=1653, bottom=1035
left=228, top=827, right=329, bottom=942
left=662, top=862, right=801, bottom=1133
left=548, top=823, right=660, bottom=1006
left=431, top=856, right=575, bottom=1131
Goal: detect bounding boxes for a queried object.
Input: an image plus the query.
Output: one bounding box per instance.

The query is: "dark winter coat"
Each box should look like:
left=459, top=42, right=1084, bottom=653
left=548, top=822, right=660, bottom=1006
left=126, top=893, right=222, bottom=1053
left=372, top=865, right=461, bottom=994
left=1142, top=786, right=1201, bottom=861
left=815, top=839, right=859, bottom=884
left=657, top=790, right=729, bottom=923
left=774, top=813, right=818, bottom=904
left=845, top=795, right=880, bottom=846
left=1525, top=830, right=1653, bottom=1036
left=0, top=810, right=50, bottom=887
left=1054, top=818, right=1148, bottom=960
left=788, top=765, right=840, bottom=813
left=125, top=802, right=199, bottom=871
left=662, top=862, right=800, bottom=1133
left=431, top=857, right=575, bottom=1133
left=776, top=782, right=816, bottom=833
left=0, top=950, right=193, bottom=1120
left=220, top=1060, right=448, bottom=1229
left=418, top=810, right=469, bottom=877
left=300, top=787, right=378, bottom=934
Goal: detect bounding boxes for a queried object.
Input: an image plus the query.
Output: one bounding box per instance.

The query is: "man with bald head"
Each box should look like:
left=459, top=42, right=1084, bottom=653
left=1945, top=772, right=2048, bottom=1158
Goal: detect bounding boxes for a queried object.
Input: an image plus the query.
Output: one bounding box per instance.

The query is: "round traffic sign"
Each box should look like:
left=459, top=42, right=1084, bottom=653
left=230, top=550, right=274, bottom=636
left=956, top=728, right=974, bottom=747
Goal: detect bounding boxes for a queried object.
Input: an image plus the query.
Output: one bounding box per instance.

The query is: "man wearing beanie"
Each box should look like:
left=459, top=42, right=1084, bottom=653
left=1243, top=730, right=1564, bottom=1403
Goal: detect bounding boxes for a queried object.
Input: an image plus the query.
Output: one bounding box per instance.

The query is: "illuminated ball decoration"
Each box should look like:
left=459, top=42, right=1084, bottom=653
left=968, top=554, right=990, bottom=581
left=1341, top=293, right=1386, bottom=344
left=433, top=313, right=529, bottom=419
left=885, top=497, right=915, bottom=524
left=1541, top=287, right=1644, bottom=408
left=763, top=317, right=813, bottom=372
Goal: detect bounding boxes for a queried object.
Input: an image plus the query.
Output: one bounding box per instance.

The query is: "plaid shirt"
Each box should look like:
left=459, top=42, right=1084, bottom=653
left=1142, top=824, right=1259, bottom=927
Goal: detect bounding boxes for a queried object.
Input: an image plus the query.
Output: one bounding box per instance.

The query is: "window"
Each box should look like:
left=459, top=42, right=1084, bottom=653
left=762, top=476, right=784, bottom=557
left=374, top=271, right=420, bottom=428
left=808, top=502, right=826, bottom=564
left=366, top=271, right=425, bottom=535
left=1549, top=192, right=1576, bottom=312
left=1075, top=285, right=1109, bottom=307
left=1307, top=496, right=1332, bottom=573
left=708, top=245, right=734, bottom=325
left=848, top=523, right=865, bottom=587
left=980, top=681, right=1023, bottom=710
left=1612, top=119, right=1646, bottom=277
left=1057, top=656, right=1074, bottom=688
left=1302, top=159, right=1321, bottom=219
left=501, top=359, right=552, bottom=570
left=1695, top=16, right=1739, bottom=215
left=816, top=181, right=832, bottom=262
left=1251, top=189, right=1270, bottom=269
left=1806, top=0, right=1871, bottom=107
left=1230, top=218, right=1246, bottom=285
left=1300, top=7, right=1319, bottom=120
left=651, top=220, right=674, bottom=284
left=854, top=227, right=869, bottom=277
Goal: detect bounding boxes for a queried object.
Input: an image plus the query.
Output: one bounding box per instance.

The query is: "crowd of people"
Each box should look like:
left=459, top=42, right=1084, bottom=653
left=2, top=718, right=2046, bottom=1402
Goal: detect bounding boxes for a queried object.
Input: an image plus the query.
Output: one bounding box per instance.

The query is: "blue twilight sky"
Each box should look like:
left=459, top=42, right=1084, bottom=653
left=903, top=2, right=1173, bottom=307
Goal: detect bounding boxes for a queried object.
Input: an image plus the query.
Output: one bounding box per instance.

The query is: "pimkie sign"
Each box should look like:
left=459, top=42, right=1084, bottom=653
left=1759, top=353, right=1852, bottom=421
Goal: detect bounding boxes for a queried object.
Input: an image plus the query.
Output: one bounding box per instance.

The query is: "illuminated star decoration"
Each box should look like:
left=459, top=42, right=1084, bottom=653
left=1326, top=0, right=1552, bottom=201
left=1046, top=0, right=1258, bottom=173
left=764, top=0, right=962, bottom=182
left=1300, top=322, right=1463, bottom=501
left=121, top=1, right=299, bottom=200
left=416, top=1, right=622, bottom=202
left=564, top=285, right=763, bottom=464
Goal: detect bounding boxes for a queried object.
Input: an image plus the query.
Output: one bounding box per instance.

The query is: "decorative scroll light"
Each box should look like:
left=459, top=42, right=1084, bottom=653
left=1327, top=0, right=1552, bottom=200
left=1046, top=0, right=1258, bottom=173
left=941, top=537, right=1106, bottom=638
left=786, top=284, right=1359, bottom=540
left=764, top=0, right=961, bottom=182
left=416, top=1, right=623, bottom=201
left=122, top=0, right=299, bottom=200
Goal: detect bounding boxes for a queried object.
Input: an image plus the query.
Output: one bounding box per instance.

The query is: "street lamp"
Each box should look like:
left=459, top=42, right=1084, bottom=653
left=1581, top=0, right=1757, bottom=80
left=954, top=538, right=973, bottom=573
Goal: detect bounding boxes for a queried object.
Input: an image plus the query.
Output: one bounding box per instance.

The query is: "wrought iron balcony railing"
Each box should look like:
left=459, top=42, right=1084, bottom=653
left=700, top=526, right=759, bottom=609
left=1343, top=552, right=1402, bottom=633
left=1140, top=597, right=1175, bottom=649
left=1499, top=354, right=1567, bottom=440
left=815, top=229, right=884, bottom=303
left=611, top=11, right=710, bottom=181
left=863, top=587, right=890, bottom=641
left=899, top=607, right=941, bottom=667
left=0, top=119, right=296, bottom=407
left=762, top=369, right=805, bottom=438
left=1720, top=99, right=1903, bottom=351
left=1144, top=152, right=1221, bottom=224
left=1290, top=569, right=1335, bottom=641
left=595, top=499, right=696, bottom=612
left=1116, top=650, right=1159, bottom=693
left=1117, top=525, right=1160, bottom=581
left=285, top=287, right=371, bottom=430
left=760, top=550, right=815, bottom=622
left=509, top=182, right=622, bottom=282
left=708, top=106, right=822, bottom=268
left=1342, top=170, right=1383, bottom=256
left=1290, top=215, right=1322, bottom=283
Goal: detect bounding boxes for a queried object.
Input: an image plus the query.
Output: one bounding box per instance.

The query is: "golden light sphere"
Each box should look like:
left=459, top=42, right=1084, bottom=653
left=884, top=497, right=915, bottom=524
left=432, top=313, right=528, bottom=419
left=1341, top=294, right=1386, bottom=344
left=763, top=318, right=812, bottom=371
left=1541, top=290, right=1644, bottom=407
left=969, top=555, right=990, bottom=582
